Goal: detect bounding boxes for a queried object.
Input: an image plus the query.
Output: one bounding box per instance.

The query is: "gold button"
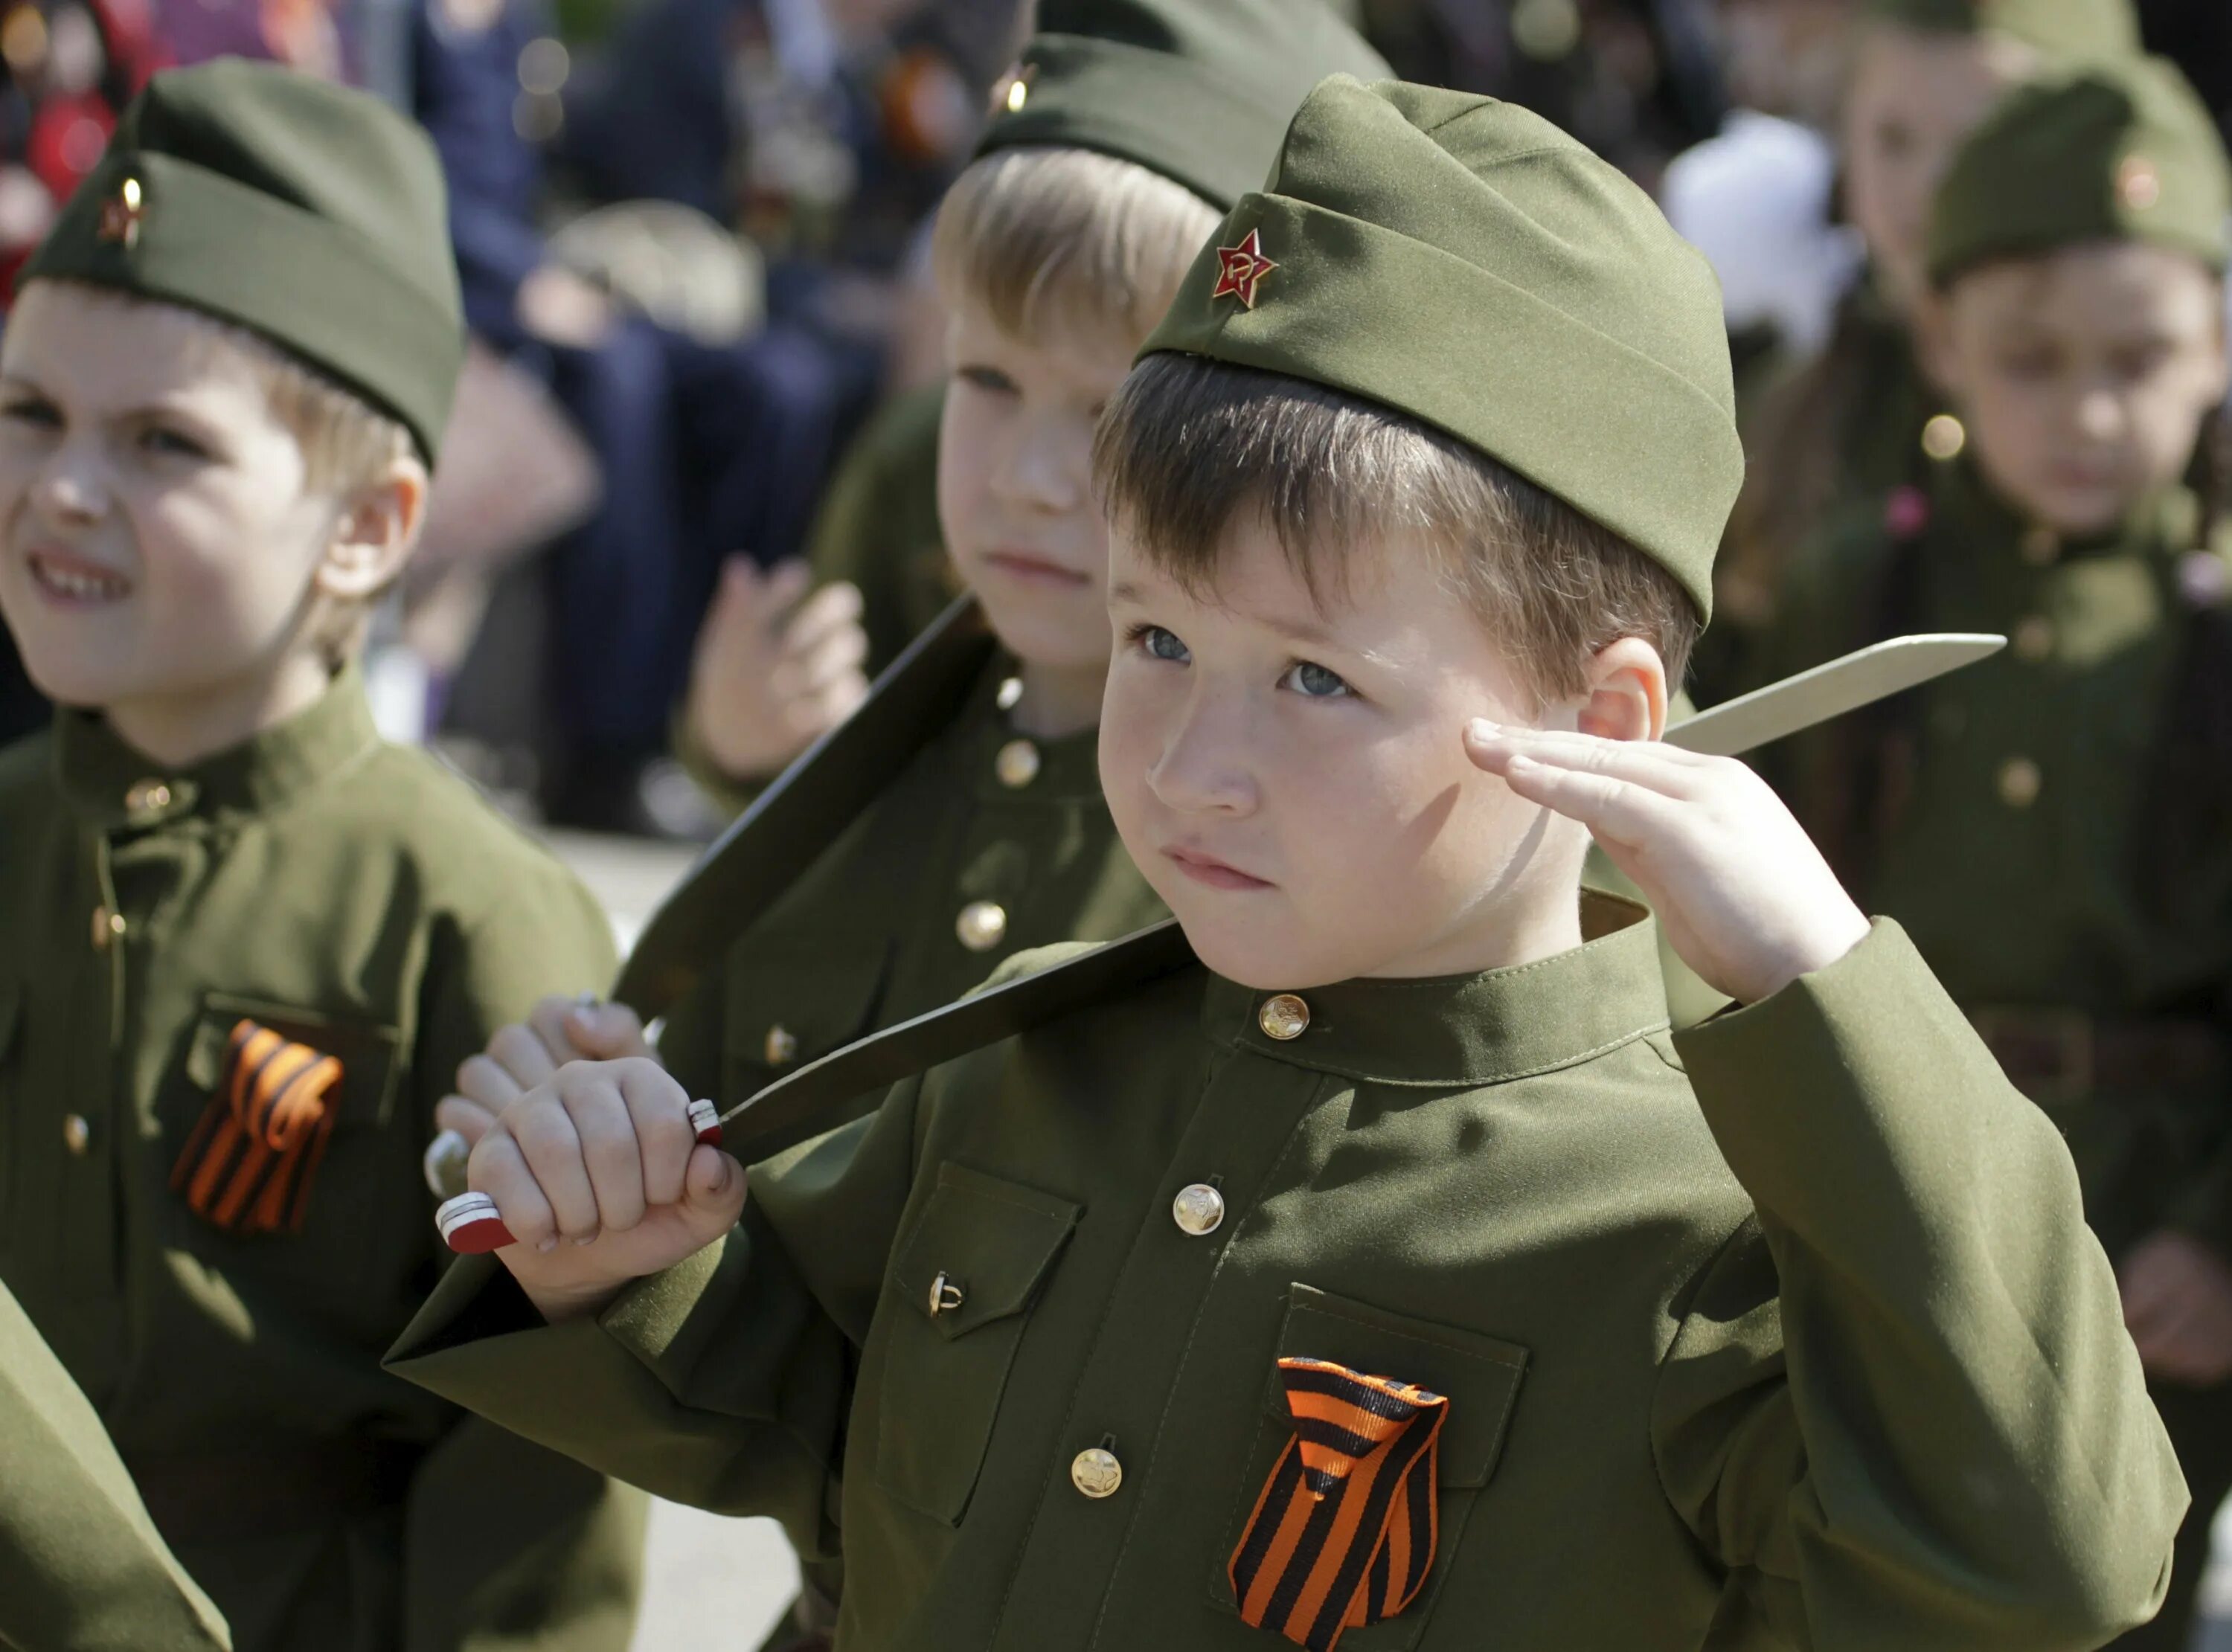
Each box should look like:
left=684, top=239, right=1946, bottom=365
left=1070, top=1447, right=1123, bottom=1499
left=91, top=905, right=124, bottom=950
left=1920, top=413, right=1966, bottom=462
left=1998, top=756, right=2042, bottom=809
left=995, top=739, right=1041, bottom=789
left=995, top=675, right=1024, bottom=712
left=764, top=1025, right=798, bottom=1066
left=62, top=1114, right=90, bottom=1155
left=1258, top=994, right=1310, bottom=1041
left=1172, top=1183, right=1225, bottom=1237
left=2021, top=527, right=2061, bottom=567
left=124, top=778, right=172, bottom=814
left=956, top=901, right=1008, bottom=952
left=2013, top=615, right=2054, bottom=661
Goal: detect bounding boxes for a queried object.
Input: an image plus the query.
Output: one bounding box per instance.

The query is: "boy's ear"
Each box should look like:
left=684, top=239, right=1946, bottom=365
left=1575, top=635, right=1668, bottom=745
left=315, top=457, right=429, bottom=602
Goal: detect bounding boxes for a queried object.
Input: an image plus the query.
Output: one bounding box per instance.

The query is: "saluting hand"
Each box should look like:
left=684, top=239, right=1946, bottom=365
left=1463, top=724, right=1870, bottom=1006
left=469, top=1057, right=746, bottom=1323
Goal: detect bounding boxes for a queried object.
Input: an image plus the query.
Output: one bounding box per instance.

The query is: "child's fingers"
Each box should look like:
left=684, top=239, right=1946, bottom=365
left=487, top=1021, right=560, bottom=1088
left=782, top=580, right=865, bottom=653
left=434, top=1093, right=498, bottom=1145
left=562, top=1078, right=650, bottom=1236
left=510, top=1087, right=604, bottom=1245
left=566, top=1002, right=650, bottom=1061
left=1494, top=751, right=1689, bottom=850
left=455, top=1052, right=528, bottom=1118
left=527, top=994, right=599, bottom=1064
left=786, top=620, right=870, bottom=697
left=467, top=1128, right=559, bottom=1253
left=1465, top=721, right=1706, bottom=797
left=756, top=559, right=814, bottom=627
left=618, top=1063, right=699, bottom=1209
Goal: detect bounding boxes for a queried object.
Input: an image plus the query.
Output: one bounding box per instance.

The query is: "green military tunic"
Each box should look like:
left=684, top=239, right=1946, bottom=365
left=0, top=670, right=645, bottom=1652
left=1, top=1275, right=231, bottom=1652
left=391, top=898, right=2183, bottom=1649
left=632, top=597, right=1167, bottom=1126
left=1766, top=463, right=2232, bottom=1649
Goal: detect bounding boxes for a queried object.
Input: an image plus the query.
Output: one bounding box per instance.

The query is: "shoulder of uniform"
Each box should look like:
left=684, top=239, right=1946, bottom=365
left=347, top=742, right=601, bottom=906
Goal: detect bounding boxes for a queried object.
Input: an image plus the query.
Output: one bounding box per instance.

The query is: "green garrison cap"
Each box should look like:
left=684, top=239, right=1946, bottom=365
left=23, top=60, right=464, bottom=461
left=1139, top=76, right=1741, bottom=619
left=1861, top=0, right=2140, bottom=60
left=1928, top=55, right=2231, bottom=283
left=976, top=0, right=1391, bottom=211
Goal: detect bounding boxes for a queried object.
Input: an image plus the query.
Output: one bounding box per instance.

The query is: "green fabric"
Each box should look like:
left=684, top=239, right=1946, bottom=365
left=1763, top=460, right=2232, bottom=1260
left=0, top=1276, right=233, bottom=1651
left=1863, top=0, right=2140, bottom=57
left=976, top=0, right=1391, bottom=210
left=0, top=673, right=642, bottom=1652
left=390, top=904, right=2182, bottom=1648
left=22, top=60, right=464, bottom=461
left=1141, top=77, right=1742, bottom=619
left=1928, top=56, right=2231, bottom=283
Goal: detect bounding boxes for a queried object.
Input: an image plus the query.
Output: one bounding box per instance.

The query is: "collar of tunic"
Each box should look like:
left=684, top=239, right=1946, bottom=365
left=1199, top=891, right=1673, bottom=1089
left=49, top=664, right=381, bottom=831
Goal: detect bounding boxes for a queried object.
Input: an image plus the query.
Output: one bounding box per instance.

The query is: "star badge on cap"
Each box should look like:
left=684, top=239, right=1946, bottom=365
left=97, top=176, right=144, bottom=248
left=1211, top=228, right=1278, bottom=309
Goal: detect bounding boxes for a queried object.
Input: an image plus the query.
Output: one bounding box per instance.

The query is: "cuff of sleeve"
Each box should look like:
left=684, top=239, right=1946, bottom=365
left=670, top=701, right=772, bottom=823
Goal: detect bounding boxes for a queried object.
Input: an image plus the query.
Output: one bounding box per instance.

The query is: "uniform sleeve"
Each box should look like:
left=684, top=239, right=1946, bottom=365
left=385, top=1074, right=925, bottom=1561
left=1652, top=919, right=2185, bottom=1651
left=0, top=1284, right=233, bottom=1652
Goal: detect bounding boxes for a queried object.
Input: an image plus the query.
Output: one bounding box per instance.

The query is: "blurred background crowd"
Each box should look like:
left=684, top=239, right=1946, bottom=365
left=0, top=0, right=2221, bottom=837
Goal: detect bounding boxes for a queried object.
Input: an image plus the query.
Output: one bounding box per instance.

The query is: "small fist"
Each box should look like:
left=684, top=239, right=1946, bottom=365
left=1463, top=722, right=1870, bottom=1005
left=684, top=559, right=871, bottom=782
left=469, top=1057, right=745, bottom=1321
left=436, top=994, right=652, bottom=1160
left=2120, top=1230, right=2232, bottom=1387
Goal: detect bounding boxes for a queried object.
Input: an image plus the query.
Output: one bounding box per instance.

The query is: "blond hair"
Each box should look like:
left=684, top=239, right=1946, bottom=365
left=1094, top=354, right=1701, bottom=704
left=931, top=145, right=1220, bottom=349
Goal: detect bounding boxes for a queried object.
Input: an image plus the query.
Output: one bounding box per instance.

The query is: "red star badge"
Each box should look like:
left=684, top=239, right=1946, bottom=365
left=97, top=177, right=144, bottom=249
left=1211, top=229, right=1278, bottom=309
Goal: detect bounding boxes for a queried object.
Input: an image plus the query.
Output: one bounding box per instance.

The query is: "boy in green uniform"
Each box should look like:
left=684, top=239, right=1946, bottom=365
left=1764, top=55, right=2232, bottom=1650
left=1712, top=0, right=2136, bottom=694
left=391, top=74, right=2186, bottom=1649
left=1, top=1276, right=232, bottom=1651
left=432, top=0, right=1389, bottom=1156
left=0, top=62, right=643, bottom=1652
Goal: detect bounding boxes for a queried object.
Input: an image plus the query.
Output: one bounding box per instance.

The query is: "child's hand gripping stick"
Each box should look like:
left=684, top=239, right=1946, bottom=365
left=434, top=1097, right=724, bottom=1254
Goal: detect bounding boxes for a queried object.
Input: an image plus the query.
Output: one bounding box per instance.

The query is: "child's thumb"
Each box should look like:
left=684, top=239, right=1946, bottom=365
left=682, top=1143, right=748, bottom=1234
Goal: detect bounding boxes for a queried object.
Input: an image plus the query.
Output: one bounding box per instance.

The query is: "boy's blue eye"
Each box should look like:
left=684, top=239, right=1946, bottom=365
left=1283, top=660, right=1353, bottom=699
left=1137, top=623, right=1190, bottom=663
left=958, top=364, right=1019, bottom=396
left=141, top=426, right=211, bottom=460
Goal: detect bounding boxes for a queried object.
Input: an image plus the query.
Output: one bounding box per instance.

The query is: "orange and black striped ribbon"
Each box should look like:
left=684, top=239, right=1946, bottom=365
left=1228, top=1357, right=1447, bottom=1651
left=169, top=1021, right=343, bottom=1236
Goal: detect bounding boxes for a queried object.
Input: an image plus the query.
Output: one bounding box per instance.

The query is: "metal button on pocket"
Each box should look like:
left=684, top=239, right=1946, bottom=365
left=1173, top=1183, right=1225, bottom=1236
left=1071, top=1447, right=1122, bottom=1499
left=995, top=739, right=1040, bottom=789
left=927, top=1271, right=965, bottom=1317
left=764, top=1025, right=798, bottom=1066
left=1258, top=994, right=1310, bottom=1041
left=62, top=1115, right=91, bottom=1155
left=1998, top=757, right=2043, bottom=809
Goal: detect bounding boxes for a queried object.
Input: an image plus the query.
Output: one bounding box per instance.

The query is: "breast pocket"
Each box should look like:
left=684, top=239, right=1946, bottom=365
left=170, top=994, right=403, bottom=1253
left=876, top=1162, right=1081, bottom=1526
left=1205, top=1283, right=1529, bottom=1651
left=722, top=935, right=889, bottom=1105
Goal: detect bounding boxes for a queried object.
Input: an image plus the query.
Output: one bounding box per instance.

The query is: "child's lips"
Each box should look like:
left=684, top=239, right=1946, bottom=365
left=24, top=546, right=130, bottom=606
left=981, top=548, right=1090, bottom=589
left=1164, top=846, right=1274, bottom=891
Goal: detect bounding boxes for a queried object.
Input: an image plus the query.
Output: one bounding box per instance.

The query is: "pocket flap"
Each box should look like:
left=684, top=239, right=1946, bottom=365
left=724, top=934, right=891, bottom=1077
left=891, top=1163, right=1080, bottom=1342
left=185, top=995, right=403, bottom=1128
left=1263, top=1284, right=1527, bottom=1489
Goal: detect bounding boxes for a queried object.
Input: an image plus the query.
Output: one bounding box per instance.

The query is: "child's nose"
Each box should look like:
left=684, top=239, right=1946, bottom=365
left=1148, top=698, right=1257, bottom=815
left=32, top=457, right=108, bottom=525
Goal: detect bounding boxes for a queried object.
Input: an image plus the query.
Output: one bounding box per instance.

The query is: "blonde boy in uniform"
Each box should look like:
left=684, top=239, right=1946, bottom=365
left=0, top=62, right=642, bottom=1652
left=393, top=75, right=2186, bottom=1651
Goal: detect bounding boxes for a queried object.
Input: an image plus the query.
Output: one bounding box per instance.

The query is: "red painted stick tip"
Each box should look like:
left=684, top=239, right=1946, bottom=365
left=688, top=1097, right=723, bottom=1148
left=437, top=1192, right=515, bottom=1254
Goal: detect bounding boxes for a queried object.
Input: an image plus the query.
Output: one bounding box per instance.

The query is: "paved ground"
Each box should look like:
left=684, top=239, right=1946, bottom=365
left=554, top=825, right=2232, bottom=1649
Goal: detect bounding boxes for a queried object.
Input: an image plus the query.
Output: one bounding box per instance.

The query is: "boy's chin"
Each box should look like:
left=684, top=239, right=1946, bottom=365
left=1171, top=910, right=1368, bottom=993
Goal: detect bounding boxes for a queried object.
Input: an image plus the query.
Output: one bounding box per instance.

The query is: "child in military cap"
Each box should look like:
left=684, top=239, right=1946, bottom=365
left=1766, top=54, right=2232, bottom=1650
left=0, top=60, right=644, bottom=1652
left=1714, top=0, right=2138, bottom=690
left=394, top=74, right=2185, bottom=1651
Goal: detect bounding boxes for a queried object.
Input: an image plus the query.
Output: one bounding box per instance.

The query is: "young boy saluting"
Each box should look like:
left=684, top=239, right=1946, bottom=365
left=0, top=62, right=642, bottom=1652
left=1763, top=55, right=2232, bottom=1651
left=392, top=76, right=2184, bottom=1648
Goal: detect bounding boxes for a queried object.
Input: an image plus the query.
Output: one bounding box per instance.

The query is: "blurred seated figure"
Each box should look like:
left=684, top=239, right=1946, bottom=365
left=412, top=0, right=853, bottom=833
